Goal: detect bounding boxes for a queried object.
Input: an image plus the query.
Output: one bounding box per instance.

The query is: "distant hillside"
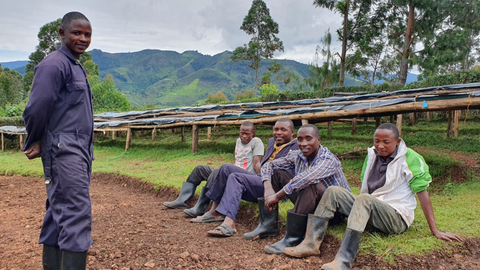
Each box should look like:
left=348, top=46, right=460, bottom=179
left=90, top=49, right=365, bottom=107
left=0, top=60, right=28, bottom=75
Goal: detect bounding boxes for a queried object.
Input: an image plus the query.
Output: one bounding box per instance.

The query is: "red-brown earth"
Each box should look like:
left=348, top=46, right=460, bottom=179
left=1, top=172, right=479, bottom=270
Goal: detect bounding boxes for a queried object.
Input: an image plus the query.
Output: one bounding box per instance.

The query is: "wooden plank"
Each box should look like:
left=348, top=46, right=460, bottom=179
left=454, top=110, right=460, bottom=137
left=447, top=110, right=453, bottom=137
left=152, top=127, right=156, bottom=141
left=409, top=113, right=416, bottom=126
left=396, top=114, right=403, bottom=137
left=207, top=127, right=212, bottom=140
left=192, top=124, right=199, bottom=154
left=352, top=118, right=357, bottom=135
left=19, top=134, right=24, bottom=150
left=301, top=119, right=309, bottom=125
left=328, top=121, right=333, bottom=136
left=125, top=128, right=132, bottom=151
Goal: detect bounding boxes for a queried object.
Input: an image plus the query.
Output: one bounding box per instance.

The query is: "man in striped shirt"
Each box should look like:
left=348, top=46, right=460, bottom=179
left=261, top=124, right=351, bottom=255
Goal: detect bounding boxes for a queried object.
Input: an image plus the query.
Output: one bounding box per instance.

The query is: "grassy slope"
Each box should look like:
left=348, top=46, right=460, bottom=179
left=2, top=117, right=479, bottom=260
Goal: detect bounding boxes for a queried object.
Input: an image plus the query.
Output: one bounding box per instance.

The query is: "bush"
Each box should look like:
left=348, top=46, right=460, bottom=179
left=204, top=92, right=230, bottom=104
left=0, top=116, right=24, bottom=127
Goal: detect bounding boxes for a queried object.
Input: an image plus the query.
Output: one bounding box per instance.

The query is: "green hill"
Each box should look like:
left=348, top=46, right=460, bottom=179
left=89, top=49, right=362, bottom=107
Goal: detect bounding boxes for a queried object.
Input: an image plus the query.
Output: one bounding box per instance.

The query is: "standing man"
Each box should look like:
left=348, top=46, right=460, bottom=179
left=23, top=12, right=94, bottom=270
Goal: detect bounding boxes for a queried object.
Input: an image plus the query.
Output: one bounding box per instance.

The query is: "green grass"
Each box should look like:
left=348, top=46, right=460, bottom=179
left=1, top=116, right=479, bottom=261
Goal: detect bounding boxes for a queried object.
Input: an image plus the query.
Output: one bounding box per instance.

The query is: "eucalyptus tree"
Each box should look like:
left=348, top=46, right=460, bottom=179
left=231, top=0, right=284, bottom=95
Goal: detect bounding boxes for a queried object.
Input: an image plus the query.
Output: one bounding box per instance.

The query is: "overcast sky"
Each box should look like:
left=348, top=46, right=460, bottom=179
left=0, top=0, right=342, bottom=64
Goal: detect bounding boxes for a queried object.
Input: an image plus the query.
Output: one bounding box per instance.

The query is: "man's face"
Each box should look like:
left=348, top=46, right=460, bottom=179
left=273, top=121, right=294, bottom=145
left=60, top=19, right=92, bottom=59
left=297, top=127, right=320, bottom=159
left=374, top=129, right=400, bottom=158
left=239, top=126, right=255, bottom=145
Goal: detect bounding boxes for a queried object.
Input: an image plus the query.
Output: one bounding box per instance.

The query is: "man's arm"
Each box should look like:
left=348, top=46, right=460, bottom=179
left=24, top=141, right=41, bottom=159
left=417, top=190, right=462, bottom=242
left=253, top=155, right=263, bottom=175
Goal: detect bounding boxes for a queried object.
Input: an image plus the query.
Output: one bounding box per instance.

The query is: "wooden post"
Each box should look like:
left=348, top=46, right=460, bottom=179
left=328, top=121, right=333, bottom=136
left=125, top=128, right=132, bottom=151
left=192, top=125, right=199, bottom=154
left=363, top=117, right=368, bottom=122
left=152, top=127, right=156, bottom=141
left=181, top=127, right=185, bottom=143
left=173, top=128, right=177, bottom=135
left=207, top=127, right=212, bottom=140
left=447, top=110, right=453, bottom=137
left=396, top=114, right=403, bottom=137
left=352, top=118, right=357, bottom=135
left=390, top=115, right=395, bottom=123
left=301, top=119, right=309, bottom=125
left=112, top=131, right=115, bottom=140
left=409, top=113, right=416, bottom=126
left=1, top=132, right=4, bottom=151
left=19, top=134, right=24, bottom=150
left=427, top=111, right=431, bottom=121
left=216, top=126, right=220, bottom=133
left=454, top=110, right=460, bottom=137
left=375, top=117, right=381, bottom=127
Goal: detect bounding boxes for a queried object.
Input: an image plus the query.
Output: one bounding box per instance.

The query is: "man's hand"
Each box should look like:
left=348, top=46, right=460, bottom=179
left=433, top=230, right=462, bottom=242
left=24, top=141, right=41, bottom=159
left=263, top=181, right=276, bottom=199
left=264, top=194, right=279, bottom=211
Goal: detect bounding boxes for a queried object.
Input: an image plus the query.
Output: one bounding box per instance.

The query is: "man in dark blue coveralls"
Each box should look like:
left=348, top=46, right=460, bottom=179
left=23, top=11, right=94, bottom=270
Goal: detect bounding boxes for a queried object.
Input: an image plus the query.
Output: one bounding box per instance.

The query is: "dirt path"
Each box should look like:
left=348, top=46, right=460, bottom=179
left=1, top=173, right=479, bottom=270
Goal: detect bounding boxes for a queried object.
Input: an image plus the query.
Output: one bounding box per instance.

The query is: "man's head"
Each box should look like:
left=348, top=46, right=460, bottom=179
left=59, top=12, right=92, bottom=59
left=239, top=121, right=255, bottom=145
left=297, top=124, right=321, bottom=160
left=273, top=118, right=295, bottom=145
left=374, top=123, right=401, bottom=158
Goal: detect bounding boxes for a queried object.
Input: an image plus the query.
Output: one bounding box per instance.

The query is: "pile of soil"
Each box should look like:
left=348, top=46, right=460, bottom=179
left=1, top=173, right=479, bottom=270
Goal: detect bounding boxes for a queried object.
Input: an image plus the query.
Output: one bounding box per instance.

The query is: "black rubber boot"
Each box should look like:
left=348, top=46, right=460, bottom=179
left=284, top=214, right=329, bottom=258
left=163, top=182, right=197, bottom=209
left=42, top=245, right=61, bottom=270
left=321, top=229, right=362, bottom=270
left=61, top=251, right=87, bottom=270
left=184, top=186, right=211, bottom=217
left=244, top=197, right=279, bottom=240
left=264, top=210, right=308, bottom=255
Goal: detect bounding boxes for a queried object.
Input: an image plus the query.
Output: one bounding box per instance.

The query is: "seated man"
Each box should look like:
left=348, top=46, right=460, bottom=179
left=284, top=123, right=462, bottom=270
left=163, top=121, right=263, bottom=218
left=261, top=124, right=351, bottom=255
left=191, top=118, right=298, bottom=237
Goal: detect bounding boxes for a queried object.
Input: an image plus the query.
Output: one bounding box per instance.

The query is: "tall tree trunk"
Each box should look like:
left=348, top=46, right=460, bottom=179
left=398, top=2, right=414, bottom=85
left=339, top=0, right=350, bottom=87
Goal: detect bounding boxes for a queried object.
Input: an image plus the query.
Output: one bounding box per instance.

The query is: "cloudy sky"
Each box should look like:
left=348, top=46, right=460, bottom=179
left=0, top=0, right=342, bottom=64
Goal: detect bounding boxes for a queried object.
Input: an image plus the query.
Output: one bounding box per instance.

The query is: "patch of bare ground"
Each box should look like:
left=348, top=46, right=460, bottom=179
left=1, top=173, right=479, bottom=270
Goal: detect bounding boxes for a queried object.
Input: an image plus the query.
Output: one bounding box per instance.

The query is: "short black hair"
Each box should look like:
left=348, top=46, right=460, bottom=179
left=61, top=11, right=90, bottom=30
left=241, top=121, right=255, bottom=131
left=276, top=118, right=294, bottom=131
left=376, top=123, right=400, bottom=139
left=299, top=124, right=319, bottom=137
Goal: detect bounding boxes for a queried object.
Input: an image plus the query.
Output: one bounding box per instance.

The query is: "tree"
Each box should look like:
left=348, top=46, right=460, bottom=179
left=313, top=0, right=373, bottom=86
left=0, top=65, right=25, bottom=108
left=91, top=75, right=131, bottom=112
left=231, top=0, right=284, bottom=95
left=306, top=29, right=340, bottom=91
left=204, top=92, right=230, bottom=104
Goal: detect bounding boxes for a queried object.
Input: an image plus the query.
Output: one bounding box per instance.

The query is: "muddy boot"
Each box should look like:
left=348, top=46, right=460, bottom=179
left=163, top=182, right=197, bottom=209
left=184, top=186, right=210, bottom=217
left=42, top=245, right=61, bottom=270
left=61, top=251, right=87, bottom=270
left=321, top=229, right=362, bottom=270
left=244, top=197, right=279, bottom=240
left=284, top=214, right=328, bottom=258
left=264, top=210, right=307, bottom=255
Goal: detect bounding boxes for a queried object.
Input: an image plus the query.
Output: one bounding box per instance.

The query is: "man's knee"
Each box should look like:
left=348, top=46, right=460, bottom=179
left=354, top=193, right=375, bottom=207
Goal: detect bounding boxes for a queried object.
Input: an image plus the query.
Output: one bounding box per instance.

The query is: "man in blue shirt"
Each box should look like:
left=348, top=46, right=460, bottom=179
left=23, top=11, right=94, bottom=270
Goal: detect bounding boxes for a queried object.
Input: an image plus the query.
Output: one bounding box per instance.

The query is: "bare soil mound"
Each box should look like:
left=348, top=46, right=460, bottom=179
left=1, top=173, right=479, bottom=270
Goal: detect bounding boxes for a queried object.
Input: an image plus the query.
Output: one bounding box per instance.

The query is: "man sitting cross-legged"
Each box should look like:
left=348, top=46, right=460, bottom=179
left=163, top=121, right=263, bottom=219
left=191, top=118, right=298, bottom=237
left=261, top=124, right=351, bottom=255
left=283, top=123, right=462, bottom=270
